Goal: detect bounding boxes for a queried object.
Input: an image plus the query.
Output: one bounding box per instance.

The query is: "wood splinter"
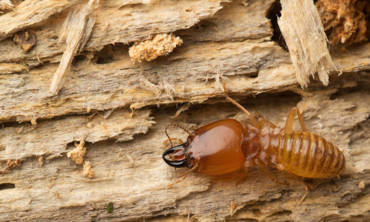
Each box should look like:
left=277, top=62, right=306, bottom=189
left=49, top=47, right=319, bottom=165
left=48, top=0, right=98, bottom=96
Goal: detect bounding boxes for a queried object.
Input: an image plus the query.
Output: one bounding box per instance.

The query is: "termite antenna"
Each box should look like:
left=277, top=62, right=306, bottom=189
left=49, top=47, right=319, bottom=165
left=218, top=77, right=261, bottom=129
left=164, top=123, right=191, bottom=147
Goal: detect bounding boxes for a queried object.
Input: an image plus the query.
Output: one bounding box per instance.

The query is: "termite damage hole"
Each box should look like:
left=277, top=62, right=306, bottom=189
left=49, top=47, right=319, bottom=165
left=0, top=183, right=15, bottom=190
left=267, top=0, right=370, bottom=49
left=266, top=0, right=287, bottom=50
left=316, top=0, right=369, bottom=47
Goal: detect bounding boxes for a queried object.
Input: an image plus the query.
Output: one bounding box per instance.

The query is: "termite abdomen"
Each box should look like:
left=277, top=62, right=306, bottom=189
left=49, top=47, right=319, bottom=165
left=271, top=132, right=345, bottom=179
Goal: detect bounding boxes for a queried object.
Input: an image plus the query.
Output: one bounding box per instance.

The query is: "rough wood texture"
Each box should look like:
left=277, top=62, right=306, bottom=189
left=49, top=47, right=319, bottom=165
left=0, top=0, right=369, bottom=221
left=278, top=0, right=336, bottom=88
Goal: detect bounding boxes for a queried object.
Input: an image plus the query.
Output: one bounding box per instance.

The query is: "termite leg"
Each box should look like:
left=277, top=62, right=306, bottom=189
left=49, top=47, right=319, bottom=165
left=284, top=107, right=307, bottom=134
left=299, top=182, right=310, bottom=204
left=299, top=179, right=325, bottom=204
left=225, top=95, right=261, bottom=129
left=257, top=117, right=278, bottom=129
left=255, top=159, right=288, bottom=185
left=164, top=125, right=174, bottom=147
left=164, top=123, right=191, bottom=147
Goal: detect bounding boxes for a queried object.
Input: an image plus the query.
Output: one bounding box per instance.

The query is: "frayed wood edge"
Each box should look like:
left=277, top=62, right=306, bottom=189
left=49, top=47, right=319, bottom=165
left=0, top=0, right=79, bottom=41
left=48, top=0, right=98, bottom=96
left=277, top=0, right=338, bottom=88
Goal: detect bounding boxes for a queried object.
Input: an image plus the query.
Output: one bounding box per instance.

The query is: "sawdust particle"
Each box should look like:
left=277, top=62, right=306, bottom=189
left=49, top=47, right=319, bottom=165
left=1, top=159, right=21, bottom=174
left=30, top=118, right=37, bottom=126
left=129, top=33, right=183, bottom=63
left=7, top=159, right=21, bottom=168
left=67, top=139, right=86, bottom=165
left=83, top=161, right=95, bottom=178
left=358, top=180, right=365, bottom=189
left=0, top=0, right=13, bottom=14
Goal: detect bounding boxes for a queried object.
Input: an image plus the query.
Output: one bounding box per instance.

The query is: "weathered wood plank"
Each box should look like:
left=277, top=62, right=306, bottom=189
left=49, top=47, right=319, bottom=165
left=0, top=0, right=228, bottom=65
left=0, top=41, right=369, bottom=123
left=0, top=89, right=368, bottom=221
left=0, top=109, right=153, bottom=161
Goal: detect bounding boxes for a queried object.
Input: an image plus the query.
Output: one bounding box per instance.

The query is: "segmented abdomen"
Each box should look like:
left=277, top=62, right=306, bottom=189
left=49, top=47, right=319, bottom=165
left=267, top=131, right=345, bottom=178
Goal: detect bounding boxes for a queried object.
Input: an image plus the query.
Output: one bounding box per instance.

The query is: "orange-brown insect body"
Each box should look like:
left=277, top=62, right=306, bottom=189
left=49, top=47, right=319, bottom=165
left=243, top=123, right=345, bottom=178
left=163, top=97, right=345, bottom=179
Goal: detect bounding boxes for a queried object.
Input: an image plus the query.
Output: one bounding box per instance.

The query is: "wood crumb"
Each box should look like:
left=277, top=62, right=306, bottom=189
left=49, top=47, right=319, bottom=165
left=0, top=0, right=13, bottom=13
left=0, top=159, right=21, bottom=174
left=7, top=159, right=21, bottom=168
left=30, top=118, right=37, bottom=126
left=129, top=33, right=183, bottom=63
left=358, top=180, right=365, bottom=189
left=83, top=161, right=95, bottom=179
left=39, top=156, right=44, bottom=167
left=316, top=0, right=368, bottom=46
left=67, top=139, right=86, bottom=165
left=0, top=145, right=5, bottom=151
left=13, top=31, right=37, bottom=52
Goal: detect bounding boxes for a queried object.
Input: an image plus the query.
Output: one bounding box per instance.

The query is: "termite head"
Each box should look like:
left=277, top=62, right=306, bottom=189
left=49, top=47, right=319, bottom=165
left=162, top=138, right=196, bottom=169
left=163, top=119, right=246, bottom=175
left=162, top=143, right=189, bottom=168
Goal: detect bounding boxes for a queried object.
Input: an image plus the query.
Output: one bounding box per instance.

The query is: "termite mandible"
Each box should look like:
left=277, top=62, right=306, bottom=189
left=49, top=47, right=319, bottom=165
left=162, top=95, right=345, bottom=185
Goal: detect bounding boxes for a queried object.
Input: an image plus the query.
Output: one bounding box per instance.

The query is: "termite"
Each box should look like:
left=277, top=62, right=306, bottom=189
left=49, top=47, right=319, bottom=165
left=162, top=95, right=345, bottom=185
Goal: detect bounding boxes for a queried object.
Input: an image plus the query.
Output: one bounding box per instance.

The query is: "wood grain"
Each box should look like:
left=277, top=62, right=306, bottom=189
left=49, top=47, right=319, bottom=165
left=0, top=0, right=369, bottom=221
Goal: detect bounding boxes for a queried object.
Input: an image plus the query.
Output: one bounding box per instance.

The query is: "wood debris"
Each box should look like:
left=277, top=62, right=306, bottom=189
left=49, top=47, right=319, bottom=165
left=278, top=0, right=337, bottom=88
left=67, top=139, right=86, bottom=165
left=0, top=0, right=13, bottom=13
left=358, top=180, right=365, bottom=189
left=129, top=33, right=183, bottom=63
left=49, top=0, right=98, bottom=96
left=83, top=161, right=95, bottom=179
left=0, top=159, right=21, bottom=174
left=13, top=30, right=36, bottom=52
left=316, top=0, right=368, bottom=46
left=0, top=0, right=80, bottom=41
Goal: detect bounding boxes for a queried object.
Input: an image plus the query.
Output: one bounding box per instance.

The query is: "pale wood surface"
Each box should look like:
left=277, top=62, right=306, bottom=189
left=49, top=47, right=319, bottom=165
left=0, top=0, right=369, bottom=221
